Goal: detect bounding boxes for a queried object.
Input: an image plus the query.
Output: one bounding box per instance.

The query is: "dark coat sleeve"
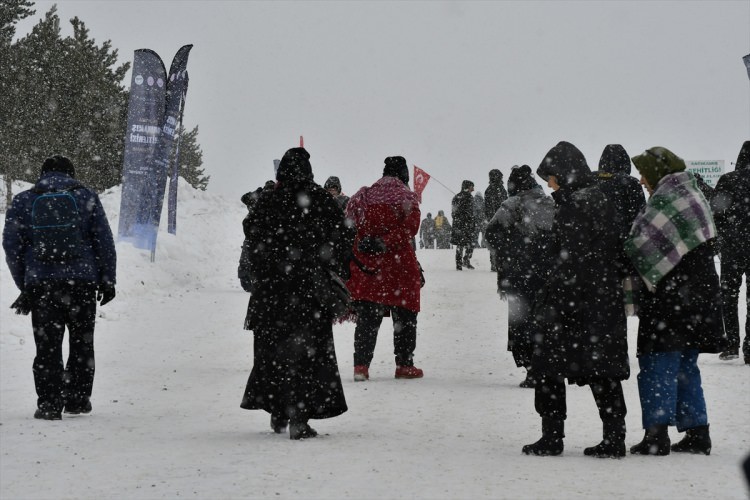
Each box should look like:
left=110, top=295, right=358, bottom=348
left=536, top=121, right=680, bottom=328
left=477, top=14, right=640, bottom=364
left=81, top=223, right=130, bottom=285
left=2, top=194, right=31, bottom=290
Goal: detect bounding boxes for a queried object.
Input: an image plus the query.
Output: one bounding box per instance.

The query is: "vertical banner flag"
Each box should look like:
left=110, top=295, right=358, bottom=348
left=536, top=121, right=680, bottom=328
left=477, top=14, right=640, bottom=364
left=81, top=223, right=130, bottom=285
left=118, top=50, right=167, bottom=251
left=300, top=135, right=304, bottom=147
left=165, top=45, right=193, bottom=235
left=744, top=53, right=750, bottom=81
left=413, top=165, right=431, bottom=203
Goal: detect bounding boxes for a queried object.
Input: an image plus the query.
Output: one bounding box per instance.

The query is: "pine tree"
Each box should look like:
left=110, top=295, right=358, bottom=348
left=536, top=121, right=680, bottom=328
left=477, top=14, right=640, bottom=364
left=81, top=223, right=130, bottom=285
left=0, top=0, right=36, bottom=206
left=1, top=4, right=130, bottom=202
left=175, top=125, right=209, bottom=191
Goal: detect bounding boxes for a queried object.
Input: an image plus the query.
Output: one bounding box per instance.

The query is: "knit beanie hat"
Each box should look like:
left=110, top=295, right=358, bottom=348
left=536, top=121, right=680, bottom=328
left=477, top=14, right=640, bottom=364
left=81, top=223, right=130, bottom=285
left=507, top=165, right=538, bottom=196
left=41, top=155, right=76, bottom=178
left=631, top=147, right=686, bottom=188
left=324, top=176, right=342, bottom=192
left=383, top=156, right=409, bottom=185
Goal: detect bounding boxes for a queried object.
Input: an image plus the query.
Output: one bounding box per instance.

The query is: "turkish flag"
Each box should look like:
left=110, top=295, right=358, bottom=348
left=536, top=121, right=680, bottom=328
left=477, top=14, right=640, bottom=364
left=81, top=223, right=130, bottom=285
left=413, top=165, right=431, bottom=203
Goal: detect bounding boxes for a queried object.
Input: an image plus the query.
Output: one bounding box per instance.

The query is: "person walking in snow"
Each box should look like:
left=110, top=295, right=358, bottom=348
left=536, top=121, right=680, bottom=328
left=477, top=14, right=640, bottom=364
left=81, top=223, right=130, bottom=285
left=484, top=169, right=508, bottom=271
left=240, top=147, right=351, bottom=440
left=451, top=180, right=476, bottom=270
left=238, top=180, right=275, bottom=292
left=484, top=165, right=555, bottom=389
left=434, top=210, right=451, bottom=249
left=626, top=147, right=726, bottom=456
left=473, top=190, right=486, bottom=248
left=711, top=140, right=750, bottom=364
left=524, top=141, right=630, bottom=458
left=3, top=155, right=117, bottom=420
left=419, top=212, right=436, bottom=249
left=346, top=156, right=424, bottom=381
left=324, top=175, right=350, bottom=211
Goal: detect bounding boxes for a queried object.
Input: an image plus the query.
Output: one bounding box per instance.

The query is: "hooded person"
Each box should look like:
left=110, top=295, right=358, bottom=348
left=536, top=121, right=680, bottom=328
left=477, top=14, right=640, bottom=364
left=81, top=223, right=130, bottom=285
left=522, top=141, right=630, bottom=458
left=485, top=168, right=510, bottom=271
left=485, top=165, right=556, bottom=388
left=711, top=140, right=750, bottom=364
left=325, top=175, right=350, bottom=210
left=3, top=155, right=117, bottom=420
left=240, top=147, right=352, bottom=440
left=419, top=212, right=436, bottom=249
left=345, top=156, right=424, bottom=381
left=625, top=147, right=726, bottom=455
left=596, top=144, right=646, bottom=239
left=451, top=180, right=476, bottom=270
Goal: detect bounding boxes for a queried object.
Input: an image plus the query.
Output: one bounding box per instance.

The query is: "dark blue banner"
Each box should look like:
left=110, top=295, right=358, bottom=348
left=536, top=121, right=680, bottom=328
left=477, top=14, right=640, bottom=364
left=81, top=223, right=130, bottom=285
left=165, top=45, right=192, bottom=235
left=744, top=53, right=750, bottom=81
left=118, top=49, right=167, bottom=252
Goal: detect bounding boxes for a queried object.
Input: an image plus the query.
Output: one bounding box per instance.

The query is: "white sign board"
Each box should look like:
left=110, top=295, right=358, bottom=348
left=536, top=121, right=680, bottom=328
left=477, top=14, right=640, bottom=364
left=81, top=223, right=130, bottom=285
left=686, top=160, right=724, bottom=188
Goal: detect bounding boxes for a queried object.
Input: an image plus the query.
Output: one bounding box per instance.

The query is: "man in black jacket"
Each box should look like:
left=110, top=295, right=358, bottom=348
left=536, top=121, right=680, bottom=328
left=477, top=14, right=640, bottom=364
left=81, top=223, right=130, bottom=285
left=712, top=140, right=750, bottom=364
left=451, top=180, right=476, bottom=270
left=484, top=169, right=508, bottom=271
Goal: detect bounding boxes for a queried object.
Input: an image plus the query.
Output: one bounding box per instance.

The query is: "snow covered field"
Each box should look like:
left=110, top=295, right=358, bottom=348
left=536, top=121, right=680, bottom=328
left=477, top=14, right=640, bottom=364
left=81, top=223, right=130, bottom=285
left=1, top=180, right=748, bottom=499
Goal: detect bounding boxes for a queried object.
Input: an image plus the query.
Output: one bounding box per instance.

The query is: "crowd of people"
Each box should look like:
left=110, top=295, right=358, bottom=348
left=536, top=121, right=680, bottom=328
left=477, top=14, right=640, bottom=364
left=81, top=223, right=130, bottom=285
left=3, top=141, right=746, bottom=456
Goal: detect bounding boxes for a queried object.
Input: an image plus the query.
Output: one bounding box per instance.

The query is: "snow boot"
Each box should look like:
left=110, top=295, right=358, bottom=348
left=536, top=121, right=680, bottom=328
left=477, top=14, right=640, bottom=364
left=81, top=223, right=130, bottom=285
left=270, top=414, right=288, bottom=434
left=463, top=259, right=475, bottom=270
left=584, top=418, right=626, bottom=458
left=630, top=424, right=670, bottom=455
left=289, top=422, right=318, bottom=440
left=395, top=365, right=424, bottom=379
left=353, top=365, right=369, bottom=382
left=671, top=425, right=711, bottom=455
left=719, top=349, right=739, bottom=361
left=522, top=417, right=564, bottom=456
left=64, top=398, right=92, bottom=415
left=34, top=408, right=62, bottom=421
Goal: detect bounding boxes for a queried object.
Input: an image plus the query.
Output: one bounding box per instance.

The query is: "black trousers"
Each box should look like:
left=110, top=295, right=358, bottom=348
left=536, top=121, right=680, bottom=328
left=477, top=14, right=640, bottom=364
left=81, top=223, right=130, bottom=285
left=720, top=249, right=749, bottom=356
left=353, top=301, right=417, bottom=367
left=29, top=282, right=97, bottom=412
left=455, top=245, right=474, bottom=266
left=534, top=374, right=627, bottom=423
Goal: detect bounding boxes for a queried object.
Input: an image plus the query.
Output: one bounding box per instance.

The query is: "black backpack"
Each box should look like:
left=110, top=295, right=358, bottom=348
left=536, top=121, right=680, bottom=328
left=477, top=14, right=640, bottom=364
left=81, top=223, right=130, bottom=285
left=31, top=187, right=85, bottom=262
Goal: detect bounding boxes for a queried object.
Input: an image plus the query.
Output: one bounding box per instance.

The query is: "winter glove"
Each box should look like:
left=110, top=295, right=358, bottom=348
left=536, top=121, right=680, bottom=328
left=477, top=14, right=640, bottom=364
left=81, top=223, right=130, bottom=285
left=498, top=291, right=507, bottom=301
left=97, top=284, right=116, bottom=306
left=10, top=291, right=31, bottom=315
left=357, top=236, right=387, bottom=255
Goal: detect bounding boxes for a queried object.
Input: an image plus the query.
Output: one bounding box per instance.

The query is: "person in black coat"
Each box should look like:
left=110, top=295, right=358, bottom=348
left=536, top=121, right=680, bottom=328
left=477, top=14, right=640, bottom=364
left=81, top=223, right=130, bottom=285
left=239, top=147, right=351, bottom=440
left=485, top=165, right=555, bottom=388
left=523, top=141, right=630, bottom=458
left=711, top=140, right=750, bottom=364
left=484, top=169, right=509, bottom=271
left=451, top=180, right=476, bottom=270
left=596, top=144, right=646, bottom=241
left=238, top=180, right=275, bottom=292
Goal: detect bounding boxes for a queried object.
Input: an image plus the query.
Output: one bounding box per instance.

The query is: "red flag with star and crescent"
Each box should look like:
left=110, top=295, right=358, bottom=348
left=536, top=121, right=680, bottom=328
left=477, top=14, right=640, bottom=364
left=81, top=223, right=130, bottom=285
left=413, top=165, right=430, bottom=203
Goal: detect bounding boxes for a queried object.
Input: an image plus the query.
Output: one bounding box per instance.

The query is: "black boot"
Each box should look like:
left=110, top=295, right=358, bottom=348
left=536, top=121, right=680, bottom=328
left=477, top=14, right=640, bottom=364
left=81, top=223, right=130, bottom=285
left=270, top=414, right=288, bottom=434
left=584, top=418, right=626, bottom=458
left=522, top=417, right=564, bottom=456
left=671, top=425, right=711, bottom=455
left=519, top=369, right=537, bottom=389
left=630, top=424, right=670, bottom=455
left=289, top=421, right=318, bottom=440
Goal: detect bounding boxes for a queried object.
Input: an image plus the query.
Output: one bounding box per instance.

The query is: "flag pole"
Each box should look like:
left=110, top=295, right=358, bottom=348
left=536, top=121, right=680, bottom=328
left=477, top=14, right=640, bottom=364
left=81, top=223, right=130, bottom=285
left=427, top=175, right=456, bottom=195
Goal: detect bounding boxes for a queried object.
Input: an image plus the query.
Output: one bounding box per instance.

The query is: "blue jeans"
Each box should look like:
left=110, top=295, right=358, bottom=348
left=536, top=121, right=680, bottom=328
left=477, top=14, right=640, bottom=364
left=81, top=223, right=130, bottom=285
left=637, top=350, right=708, bottom=431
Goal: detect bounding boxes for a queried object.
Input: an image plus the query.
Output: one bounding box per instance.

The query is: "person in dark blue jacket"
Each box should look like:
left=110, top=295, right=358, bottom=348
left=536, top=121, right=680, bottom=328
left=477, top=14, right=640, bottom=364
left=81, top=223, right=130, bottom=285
left=3, top=155, right=117, bottom=420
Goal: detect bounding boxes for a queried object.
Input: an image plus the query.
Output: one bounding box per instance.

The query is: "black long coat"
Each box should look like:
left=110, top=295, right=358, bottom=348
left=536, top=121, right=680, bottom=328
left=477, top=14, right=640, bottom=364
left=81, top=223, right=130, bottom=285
left=711, top=141, right=750, bottom=256
left=533, top=142, right=630, bottom=384
left=485, top=187, right=556, bottom=367
left=635, top=243, right=726, bottom=355
left=240, top=179, right=351, bottom=421
left=450, top=190, right=476, bottom=246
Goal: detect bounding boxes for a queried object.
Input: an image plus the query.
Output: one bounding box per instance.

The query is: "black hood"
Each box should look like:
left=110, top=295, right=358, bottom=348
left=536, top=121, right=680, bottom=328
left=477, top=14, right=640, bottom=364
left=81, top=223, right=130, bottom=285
left=598, top=144, right=631, bottom=175
left=507, top=165, right=538, bottom=196
left=736, top=140, right=750, bottom=170
left=537, top=141, right=593, bottom=189
left=276, top=147, right=313, bottom=184
left=489, top=169, right=503, bottom=184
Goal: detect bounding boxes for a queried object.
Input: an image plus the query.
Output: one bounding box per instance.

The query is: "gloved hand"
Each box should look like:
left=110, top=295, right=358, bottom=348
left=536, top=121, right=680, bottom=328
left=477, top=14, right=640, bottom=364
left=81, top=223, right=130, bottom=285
left=357, top=236, right=387, bottom=255
left=498, top=291, right=507, bottom=301
left=97, top=283, right=116, bottom=306
left=10, top=291, right=31, bottom=315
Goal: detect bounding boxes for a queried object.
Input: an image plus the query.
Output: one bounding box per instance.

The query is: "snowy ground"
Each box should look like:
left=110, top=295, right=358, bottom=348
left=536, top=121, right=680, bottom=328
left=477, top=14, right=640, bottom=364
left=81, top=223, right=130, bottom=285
left=1, top=180, right=748, bottom=500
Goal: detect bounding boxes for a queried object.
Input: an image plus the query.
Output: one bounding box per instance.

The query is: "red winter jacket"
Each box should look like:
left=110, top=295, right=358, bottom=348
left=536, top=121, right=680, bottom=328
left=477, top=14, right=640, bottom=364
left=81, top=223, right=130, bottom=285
left=346, top=176, right=421, bottom=312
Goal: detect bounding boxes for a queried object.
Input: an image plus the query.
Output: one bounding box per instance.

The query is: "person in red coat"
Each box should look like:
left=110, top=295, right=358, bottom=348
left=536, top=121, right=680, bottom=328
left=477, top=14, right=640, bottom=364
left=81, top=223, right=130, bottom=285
left=346, top=156, right=424, bottom=381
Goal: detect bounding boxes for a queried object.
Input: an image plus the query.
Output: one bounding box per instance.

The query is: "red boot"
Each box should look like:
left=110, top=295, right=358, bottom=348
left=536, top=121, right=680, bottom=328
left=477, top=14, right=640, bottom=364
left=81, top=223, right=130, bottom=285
left=395, top=365, right=424, bottom=379
left=353, top=365, right=369, bottom=381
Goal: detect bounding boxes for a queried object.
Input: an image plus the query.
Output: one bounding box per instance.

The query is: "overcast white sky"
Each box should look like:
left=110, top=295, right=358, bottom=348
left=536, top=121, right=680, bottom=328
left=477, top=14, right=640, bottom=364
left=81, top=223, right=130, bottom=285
left=15, top=1, right=750, bottom=217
